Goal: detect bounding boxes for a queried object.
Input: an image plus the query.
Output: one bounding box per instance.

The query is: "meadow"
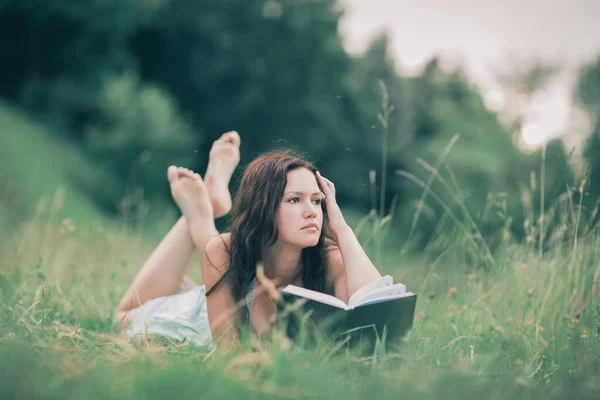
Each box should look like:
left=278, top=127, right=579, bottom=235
left=2, top=1, right=600, bottom=397
left=1, top=99, right=599, bottom=399
left=2, top=164, right=599, bottom=400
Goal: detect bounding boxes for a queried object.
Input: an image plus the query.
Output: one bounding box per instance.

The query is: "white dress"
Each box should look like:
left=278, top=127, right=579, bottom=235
left=125, top=278, right=256, bottom=349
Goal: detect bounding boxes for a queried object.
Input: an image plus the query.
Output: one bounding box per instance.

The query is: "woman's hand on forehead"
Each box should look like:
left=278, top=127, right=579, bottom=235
left=315, top=171, right=348, bottom=243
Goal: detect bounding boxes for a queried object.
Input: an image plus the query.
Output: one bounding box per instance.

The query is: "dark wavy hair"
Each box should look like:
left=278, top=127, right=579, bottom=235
left=205, top=150, right=332, bottom=328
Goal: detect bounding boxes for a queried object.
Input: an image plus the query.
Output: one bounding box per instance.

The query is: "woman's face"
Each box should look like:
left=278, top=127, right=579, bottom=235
left=276, top=167, right=324, bottom=248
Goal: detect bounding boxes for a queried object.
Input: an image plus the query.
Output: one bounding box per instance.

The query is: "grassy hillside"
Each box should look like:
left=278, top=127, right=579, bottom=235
left=1, top=201, right=599, bottom=399
left=0, top=101, right=107, bottom=227
left=1, top=102, right=599, bottom=400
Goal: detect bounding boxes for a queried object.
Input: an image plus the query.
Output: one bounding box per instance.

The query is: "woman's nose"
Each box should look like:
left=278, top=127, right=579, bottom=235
left=304, top=203, right=318, bottom=218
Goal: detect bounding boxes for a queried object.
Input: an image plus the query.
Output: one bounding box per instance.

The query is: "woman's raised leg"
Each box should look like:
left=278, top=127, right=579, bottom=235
left=114, top=132, right=241, bottom=327
left=115, top=168, right=218, bottom=326
left=205, top=131, right=240, bottom=218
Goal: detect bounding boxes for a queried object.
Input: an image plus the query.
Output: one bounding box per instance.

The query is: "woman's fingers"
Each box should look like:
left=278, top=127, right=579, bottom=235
left=316, top=171, right=331, bottom=196
left=317, top=171, right=335, bottom=196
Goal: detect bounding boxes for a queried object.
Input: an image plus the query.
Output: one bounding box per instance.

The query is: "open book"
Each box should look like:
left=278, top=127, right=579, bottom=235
left=277, top=275, right=417, bottom=353
left=281, top=275, right=413, bottom=310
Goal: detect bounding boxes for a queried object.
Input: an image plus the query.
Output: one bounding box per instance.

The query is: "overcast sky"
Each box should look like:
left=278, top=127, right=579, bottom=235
left=338, top=0, right=600, bottom=147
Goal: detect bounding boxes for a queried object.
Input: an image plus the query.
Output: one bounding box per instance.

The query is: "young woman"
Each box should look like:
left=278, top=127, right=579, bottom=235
left=115, top=131, right=383, bottom=349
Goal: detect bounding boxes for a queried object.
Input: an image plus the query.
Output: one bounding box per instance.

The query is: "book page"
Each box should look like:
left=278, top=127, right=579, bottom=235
left=356, top=292, right=415, bottom=307
left=351, top=284, right=408, bottom=308
left=347, top=275, right=393, bottom=308
left=282, top=285, right=349, bottom=310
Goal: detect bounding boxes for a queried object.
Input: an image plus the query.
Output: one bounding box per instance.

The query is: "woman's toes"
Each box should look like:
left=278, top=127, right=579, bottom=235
left=168, top=166, right=179, bottom=183
left=223, top=131, right=240, bottom=146
left=179, top=168, right=193, bottom=179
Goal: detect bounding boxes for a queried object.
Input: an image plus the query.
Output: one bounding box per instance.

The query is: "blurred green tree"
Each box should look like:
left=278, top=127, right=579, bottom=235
left=0, top=0, right=198, bottom=221
left=489, top=58, right=574, bottom=248
left=396, top=60, right=523, bottom=250
left=575, top=56, right=600, bottom=211
left=394, top=59, right=574, bottom=252
left=128, top=0, right=374, bottom=205
left=0, top=0, right=577, bottom=251
left=333, top=33, right=412, bottom=211
left=71, top=73, right=198, bottom=223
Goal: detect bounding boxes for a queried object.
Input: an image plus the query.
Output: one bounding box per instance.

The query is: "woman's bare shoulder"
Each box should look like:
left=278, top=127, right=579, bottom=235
left=205, top=232, right=231, bottom=251
left=204, top=233, right=232, bottom=276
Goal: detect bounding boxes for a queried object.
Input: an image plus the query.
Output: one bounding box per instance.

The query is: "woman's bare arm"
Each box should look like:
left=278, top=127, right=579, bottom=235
left=332, top=227, right=382, bottom=298
left=316, top=172, right=382, bottom=299
left=114, top=217, right=195, bottom=327
left=204, top=234, right=239, bottom=350
left=325, top=242, right=349, bottom=303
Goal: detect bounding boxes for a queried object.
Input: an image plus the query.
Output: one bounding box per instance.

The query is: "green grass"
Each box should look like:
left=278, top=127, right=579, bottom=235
left=2, top=94, right=600, bottom=399
left=1, top=193, right=599, bottom=399
left=0, top=100, right=107, bottom=226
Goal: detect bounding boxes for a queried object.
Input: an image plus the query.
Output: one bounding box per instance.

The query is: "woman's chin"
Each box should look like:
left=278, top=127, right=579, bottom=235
left=284, top=233, right=321, bottom=248
left=300, top=238, right=320, bottom=248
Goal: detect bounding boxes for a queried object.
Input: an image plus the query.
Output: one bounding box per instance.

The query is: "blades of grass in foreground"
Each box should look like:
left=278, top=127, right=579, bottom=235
left=405, top=134, right=461, bottom=246
left=2, top=171, right=600, bottom=399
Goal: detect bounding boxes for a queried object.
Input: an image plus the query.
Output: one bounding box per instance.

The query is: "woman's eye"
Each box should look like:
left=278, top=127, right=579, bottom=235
left=288, top=198, right=299, bottom=204
left=312, top=199, right=322, bottom=205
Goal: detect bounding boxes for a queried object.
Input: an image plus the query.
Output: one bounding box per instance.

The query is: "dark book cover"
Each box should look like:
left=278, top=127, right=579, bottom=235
left=277, top=292, right=417, bottom=353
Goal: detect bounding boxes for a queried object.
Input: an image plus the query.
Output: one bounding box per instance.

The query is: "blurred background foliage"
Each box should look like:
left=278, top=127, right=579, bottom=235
left=1, top=0, right=599, bottom=253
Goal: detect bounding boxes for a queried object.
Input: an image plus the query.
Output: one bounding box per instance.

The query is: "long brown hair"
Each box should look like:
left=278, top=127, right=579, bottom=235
left=205, top=150, right=331, bottom=328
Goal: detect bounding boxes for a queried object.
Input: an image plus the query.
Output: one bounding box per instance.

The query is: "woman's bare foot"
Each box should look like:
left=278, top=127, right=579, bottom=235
left=168, top=166, right=213, bottom=222
left=205, top=131, right=241, bottom=217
